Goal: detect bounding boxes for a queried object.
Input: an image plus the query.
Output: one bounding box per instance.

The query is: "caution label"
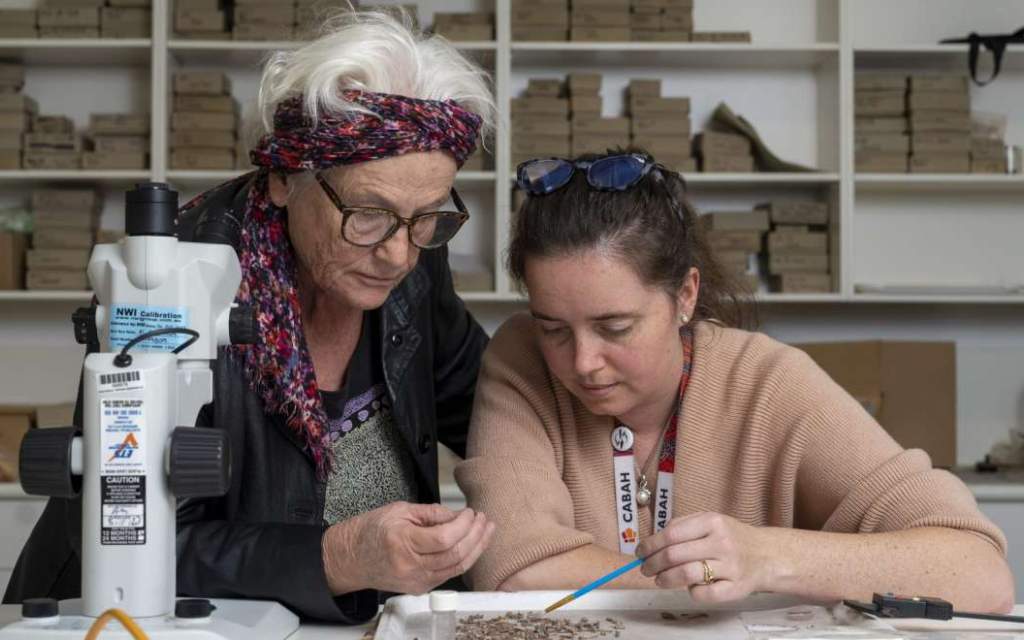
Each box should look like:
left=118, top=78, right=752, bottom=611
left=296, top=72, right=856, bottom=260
left=109, top=304, right=190, bottom=352
left=101, top=475, right=146, bottom=545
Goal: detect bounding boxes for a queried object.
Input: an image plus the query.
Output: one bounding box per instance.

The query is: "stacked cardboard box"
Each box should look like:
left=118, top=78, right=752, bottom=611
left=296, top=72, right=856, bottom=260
left=432, top=12, right=494, bottom=41
left=693, top=130, right=752, bottom=172
left=27, top=188, right=97, bottom=290
left=512, top=0, right=568, bottom=42
left=174, top=0, right=228, bottom=40
left=0, top=8, right=39, bottom=38
left=233, top=0, right=295, bottom=41
left=854, top=73, right=908, bottom=173
left=626, top=78, right=693, bottom=172
left=23, top=115, right=80, bottom=170
left=171, top=71, right=237, bottom=169
left=368, top=4, right=419, bottom=30
left=511, top=77, right=569, bottom=166
left=690, top=31, right=751, bottom=42
left=908, top=74, right=970, bottom=174
left=101, top=3, right=151, bottom=38
left=0, top=228, right=28, bottom=289
left=0, top=64, right=34, bottom=170
left=971, top=136, right=1009, bottom=174
left=700, top=209, right=765, bottom=293
left=630, top=0, right=691, bottom=42
left=37, top=0, right=102, bottom=39
left=571, top=0, right=629, bottom=42
left=756, top=200, right=831, bottom=293
left=569, top=74, right=629, bottom=156
left=84, top=113, right=149, bottom=169
left=449, top=252, right=493, bottom=293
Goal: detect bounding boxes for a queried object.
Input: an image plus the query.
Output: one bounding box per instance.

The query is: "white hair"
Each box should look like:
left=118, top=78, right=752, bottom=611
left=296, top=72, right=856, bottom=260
left=255, top=8, right=495, bottom=145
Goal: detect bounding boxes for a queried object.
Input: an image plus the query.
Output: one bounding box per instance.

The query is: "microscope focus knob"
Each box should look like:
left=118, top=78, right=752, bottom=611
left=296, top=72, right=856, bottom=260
left=20, top=427, right=80, bottom=498
left=168, top=427, right=231, bottom=498
left=229, top=305, right=258, bottom=345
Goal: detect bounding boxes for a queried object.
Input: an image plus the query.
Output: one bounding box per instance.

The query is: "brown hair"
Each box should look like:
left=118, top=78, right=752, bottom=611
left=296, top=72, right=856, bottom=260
left=507, top=151, right=755, bottom=329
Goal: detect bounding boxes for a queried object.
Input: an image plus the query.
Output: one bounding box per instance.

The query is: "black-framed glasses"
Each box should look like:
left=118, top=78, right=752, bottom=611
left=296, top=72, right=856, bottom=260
left=315, top=173, right=470, bottom=250
left=515, top=152, right=685, bottom=224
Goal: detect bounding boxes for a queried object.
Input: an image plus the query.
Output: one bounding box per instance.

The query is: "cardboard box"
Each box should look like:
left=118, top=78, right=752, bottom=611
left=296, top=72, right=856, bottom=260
left=511, top=7, right=567, bottom=27
left=82, top=150, right=147, bottom=169
left=0, top=131, right=21, bottom=150
left=568, top=73, right=601, bottom=95
left=102, top=23, right=150, bottom=38
left=101, top=7, right=150, bottom=29
left=630, top=13, right=660, bottom=30
left=971, top=138, right=1006, bottom=158
left=525, top=78, right=563, bottom=98
left=570, top=95, right=601, bottom=117
left=628, top=96, right=689, bottom=116
left=432, top=12, right=492, bottom=26
left=705, top=229, right=763, bottom=253
left=90, top=113, right=149, bottom=135
left=0, top=9, right=36, bottom=26
left=0, top=25, right=38, bottom=38
left=171, top=129, right=235, bottom=148
left=232, top=23, right=293, bottom=40
left=794, top=340, right=956, bottom=467
left=234, top=5, right=296, bottom=24
left=627, top=79, right=661, bottom=98
left=170, top=148, right=235, bottom=170
left=910, top=153, right=969, bottom=173
left=768, top=252, right=828, bottom=274
left=855, top=152, right=907, bottom=173
left=638, top=30, right=691, bottom=42
left=570, top=133, right=628, bottom=155
left=0, top=93, right=39, bottom=113
left=26, top=269, right=89, bottom=290
left=571, top=116, right=629, bottom=136
left=32, top=115, right=74, bottom=134
left=910, top=132, right=969, bottom=154
left=855, top=73, right=907, bottom=92
left=39, top=26, right=100, bottom=38
left=32, top=188, right=97, bottom=213
left=909, top=74, right=968, bottom=94
left=514, top=118, right=570, bottom=137
left=571, top=9, right=629, bottom=27
left=701, top=209, right=769, bottom=231
left=35, top=403, right=75, bottom=428
left=630, top=116, right=690, bottom=137
left=172, top=111, right=236, bottom=131
left=771, top=273, right=831, bottom=294
left=909, top=111, right=970, bottom=133
left=24, top=132, right=80, bottom=151
left=907, top=91, right=969, bottom=113
left=971, top=156, right=1008, bottom=174
left=26, top=249, right=90, bottom=271
left=766, top=230, right=828, bottom=254
left=32, top=227, right=94, bottom=249
left=95, top=228, right=125, bottom=244
left=0, top=112, right=31, bottom=133
left=571, top=27, right=630, bottom=41
left=176, top=0, right=219, bottom=8
left=92, top=135, right=148, bottom=154
left=511, top=135, right=570, bottom=156
left=110, top=0, right=151, bottom=6
left=694, top=130, right=750, bottom=156
left=0, top=233, right=27, bottom=290
left=37, top=7, right=100, bottom=27
left=756, top=201, right=829, bottom=226
left=0, top=149, right=19, bottom=169
left=174, top=8, right=226, bottom=32
left=0, top=63, right=25, bottom=90
left=854, top=90, right=905, bottom=117
left=33, top=209, right=98, bottom=231
left=174, top=71, right=230, bottom=96
left=692, top=31, right=751, bottom=42
left=629, top=135, right=690, bottom=156
left=657, top=154, right=696, bottom=173
left=854, top=133, right=910, bottom=155
left=511, top=26, right=567, bottom=41
left=661, top=10, right=693, bottom=31
left=714, top=250, right=753, bottom=272
left=511, top=97, right=569, bottom=118
left=22, top=150, right=81, bottom=170
left=701, top=154, right=754, bottom=173
left=855, top=117, right=907, bottom=135
left=0, top=408, right=33, bottom=482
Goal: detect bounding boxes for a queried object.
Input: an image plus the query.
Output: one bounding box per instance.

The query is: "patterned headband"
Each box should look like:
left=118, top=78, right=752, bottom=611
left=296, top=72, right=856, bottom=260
left=250, top=89, right=482, bottom=170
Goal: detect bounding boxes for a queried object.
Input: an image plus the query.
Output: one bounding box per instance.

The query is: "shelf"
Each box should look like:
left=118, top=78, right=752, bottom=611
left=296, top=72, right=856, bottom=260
left=165, top=170, right=495, bottom=186
left=0, top=39, right=151, bottom=66
left=168, top=39, right=495, bottom=65
left=854, top=44, right=1024, bottom=72
left=510, top=43, right=839, bottom=69
left=0, top=170, right=151, bottom=183
left=856, top=174, right=1024, bottom=192
left=851, top=294, right=1024, bottom=304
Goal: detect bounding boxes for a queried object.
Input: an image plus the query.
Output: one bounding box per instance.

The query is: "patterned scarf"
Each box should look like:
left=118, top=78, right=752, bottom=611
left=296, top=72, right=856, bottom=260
left=236, top=90, right=481, bottom=477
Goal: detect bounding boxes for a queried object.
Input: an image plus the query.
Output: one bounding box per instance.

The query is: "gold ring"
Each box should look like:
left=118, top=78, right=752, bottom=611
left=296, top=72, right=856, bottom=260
left=701, top=560, right=715, bottom=586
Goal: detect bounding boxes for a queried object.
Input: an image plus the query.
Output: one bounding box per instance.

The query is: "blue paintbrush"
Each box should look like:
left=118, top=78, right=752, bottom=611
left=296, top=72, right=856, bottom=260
left=543, top=557, right=644, bottom=614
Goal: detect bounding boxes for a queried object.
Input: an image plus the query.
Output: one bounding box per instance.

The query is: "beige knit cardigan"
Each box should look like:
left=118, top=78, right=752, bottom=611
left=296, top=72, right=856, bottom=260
left=456, top=313, right=1006, bottom=591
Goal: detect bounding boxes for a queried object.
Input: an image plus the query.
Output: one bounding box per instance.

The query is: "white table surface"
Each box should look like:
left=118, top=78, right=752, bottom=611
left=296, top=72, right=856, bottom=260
left=1, top=603, right=1023, bottom=639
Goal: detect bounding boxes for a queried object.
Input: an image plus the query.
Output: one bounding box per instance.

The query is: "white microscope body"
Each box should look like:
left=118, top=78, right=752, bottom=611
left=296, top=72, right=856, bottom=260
left=2, top=183, right=299, bottom=639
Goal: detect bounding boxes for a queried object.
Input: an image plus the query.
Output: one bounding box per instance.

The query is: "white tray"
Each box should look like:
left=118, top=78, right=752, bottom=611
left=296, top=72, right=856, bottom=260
left=375, top=590, right=825, bottom=640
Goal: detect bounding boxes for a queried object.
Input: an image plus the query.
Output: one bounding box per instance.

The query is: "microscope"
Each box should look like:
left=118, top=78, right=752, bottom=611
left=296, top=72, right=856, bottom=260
left=1, top=183, right=299, bottom=639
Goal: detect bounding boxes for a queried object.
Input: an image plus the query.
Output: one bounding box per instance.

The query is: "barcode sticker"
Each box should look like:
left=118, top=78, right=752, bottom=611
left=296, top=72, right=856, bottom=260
left=98, top=369, right=144, bottom=395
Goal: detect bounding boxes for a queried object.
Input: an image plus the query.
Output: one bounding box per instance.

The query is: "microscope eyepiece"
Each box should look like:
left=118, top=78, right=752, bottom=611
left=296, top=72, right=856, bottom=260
left=126, top=182, right=179, bottom=237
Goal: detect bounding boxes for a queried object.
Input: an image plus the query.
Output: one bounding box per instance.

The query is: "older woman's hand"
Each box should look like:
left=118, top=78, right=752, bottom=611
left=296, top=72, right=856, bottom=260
left=322, top=501, right=495, bottom=595
left=636, top=512, right=775, bottom=603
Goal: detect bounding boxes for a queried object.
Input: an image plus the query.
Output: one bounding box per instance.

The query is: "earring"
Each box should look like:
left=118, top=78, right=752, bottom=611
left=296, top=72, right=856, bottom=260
left=679, top=313, right=689, bottom=325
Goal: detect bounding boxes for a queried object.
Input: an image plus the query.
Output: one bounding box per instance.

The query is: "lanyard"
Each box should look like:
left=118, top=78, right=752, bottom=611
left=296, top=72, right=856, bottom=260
left=612, top=333, right=693, bottom=555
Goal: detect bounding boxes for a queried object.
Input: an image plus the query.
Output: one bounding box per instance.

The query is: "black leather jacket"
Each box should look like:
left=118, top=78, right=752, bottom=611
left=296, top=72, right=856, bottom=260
left=3, top=175, right=489, bottom=623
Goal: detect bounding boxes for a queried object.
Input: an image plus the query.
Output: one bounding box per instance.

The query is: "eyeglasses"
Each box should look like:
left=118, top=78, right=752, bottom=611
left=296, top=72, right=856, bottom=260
left=315, top=173, right=470, bottom=250
left=515, top=152, right=685, bottom=223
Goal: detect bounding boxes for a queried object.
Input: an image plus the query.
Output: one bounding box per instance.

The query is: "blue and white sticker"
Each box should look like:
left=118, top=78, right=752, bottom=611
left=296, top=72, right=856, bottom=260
left=109, top=304, right=190, bottom=352
left=101, top=398, right=146, bottom=476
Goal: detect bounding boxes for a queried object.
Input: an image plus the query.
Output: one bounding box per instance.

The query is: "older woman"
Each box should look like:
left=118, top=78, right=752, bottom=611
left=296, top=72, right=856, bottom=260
left=7, top=12, right=495, bottom=623
left=456, top=151, right=1014, bottom=612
